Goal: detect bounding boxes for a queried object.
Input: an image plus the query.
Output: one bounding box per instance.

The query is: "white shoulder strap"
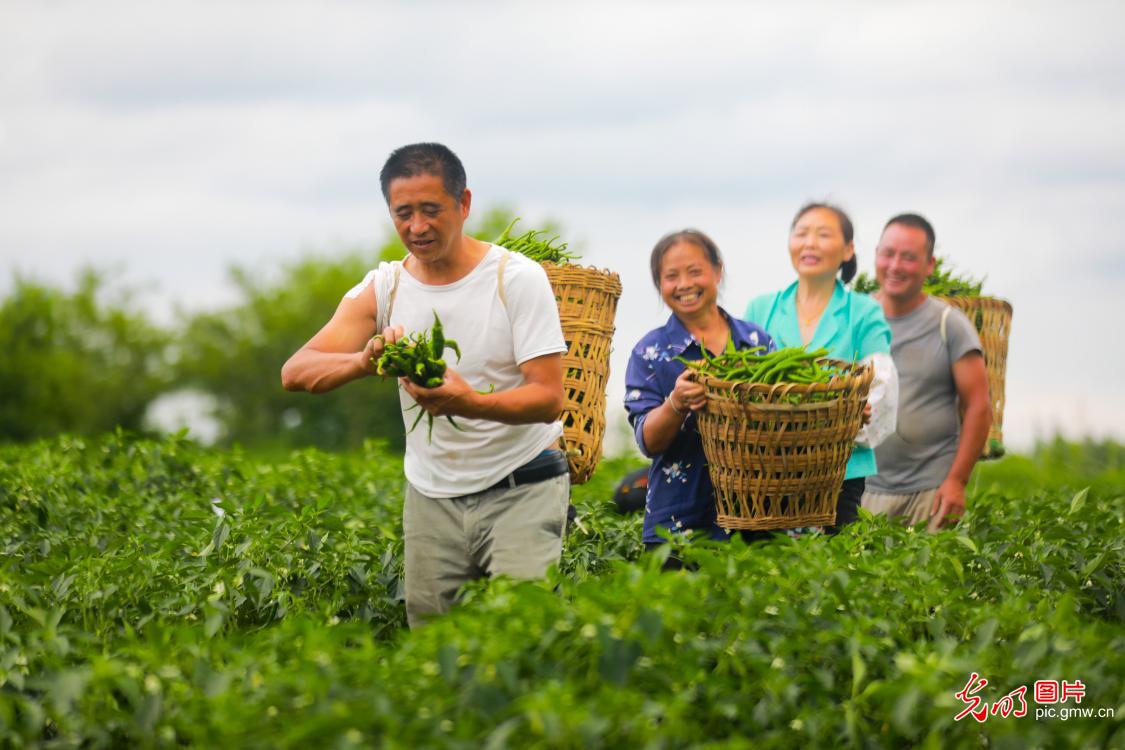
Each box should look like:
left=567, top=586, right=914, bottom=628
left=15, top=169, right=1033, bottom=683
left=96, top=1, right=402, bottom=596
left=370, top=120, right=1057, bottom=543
left=378, top=251, right=507, bottom=329
left=374, top=261, right=403, bottom=332
left=385, top=264, right=402, bottom=326
left=939, top=304, right=951, bottom=345
left=497, top=248, right=510, bottom=310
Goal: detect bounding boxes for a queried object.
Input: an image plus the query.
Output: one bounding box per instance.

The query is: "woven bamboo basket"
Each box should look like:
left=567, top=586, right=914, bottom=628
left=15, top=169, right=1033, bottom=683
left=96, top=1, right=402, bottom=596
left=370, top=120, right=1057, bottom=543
left=696, top=362, right=874, bottom=530
left=936, top=296, right=1013, bottom=458
left=543, top=263, right=622, bottom=484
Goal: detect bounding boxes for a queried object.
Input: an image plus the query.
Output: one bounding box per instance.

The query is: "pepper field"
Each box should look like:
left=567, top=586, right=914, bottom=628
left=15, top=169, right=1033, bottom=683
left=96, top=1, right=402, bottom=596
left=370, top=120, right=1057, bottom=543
left=1, top=433, right=1122, bottom=748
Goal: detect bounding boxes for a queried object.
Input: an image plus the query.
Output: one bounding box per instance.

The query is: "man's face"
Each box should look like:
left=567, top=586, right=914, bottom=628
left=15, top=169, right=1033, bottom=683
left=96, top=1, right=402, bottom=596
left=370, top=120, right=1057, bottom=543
left=874, top=223, right=935, bottom=301
left=387, top=172, right=470, bottom=263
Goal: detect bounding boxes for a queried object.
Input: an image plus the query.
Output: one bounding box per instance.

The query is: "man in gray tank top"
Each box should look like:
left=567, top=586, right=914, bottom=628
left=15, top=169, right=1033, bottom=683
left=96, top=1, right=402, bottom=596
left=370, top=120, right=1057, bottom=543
left=861, top=214, right=992, bottom=531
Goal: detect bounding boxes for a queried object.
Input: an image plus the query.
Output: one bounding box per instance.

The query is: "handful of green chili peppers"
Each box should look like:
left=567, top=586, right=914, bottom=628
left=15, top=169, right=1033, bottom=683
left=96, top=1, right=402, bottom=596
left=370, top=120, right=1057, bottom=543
left=495, top=217, right=580, bottom=264
left=374, top=311, right=463, bottom=441
left=677, top=341, right=847, bottom=386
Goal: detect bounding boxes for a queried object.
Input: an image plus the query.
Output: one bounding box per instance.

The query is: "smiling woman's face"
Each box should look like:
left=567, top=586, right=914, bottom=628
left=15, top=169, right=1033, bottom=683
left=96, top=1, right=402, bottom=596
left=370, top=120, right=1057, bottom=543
left=788, top=207, right=854, bottom=281
left=658, top=241, right=722, bottom=318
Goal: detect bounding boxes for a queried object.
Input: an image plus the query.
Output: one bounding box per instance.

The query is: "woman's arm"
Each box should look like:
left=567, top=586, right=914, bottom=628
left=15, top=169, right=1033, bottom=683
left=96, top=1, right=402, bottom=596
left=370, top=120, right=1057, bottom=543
left=640, top=368, right=706, bottom=455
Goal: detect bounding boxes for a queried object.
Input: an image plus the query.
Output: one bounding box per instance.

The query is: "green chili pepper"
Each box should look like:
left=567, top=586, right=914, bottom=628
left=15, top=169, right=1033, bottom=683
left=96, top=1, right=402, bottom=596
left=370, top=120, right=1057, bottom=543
left=431, top=310, right=445, bottom=359
left=444, top=339, right=461, bottom=363
left=494, top=218, right=580, bottom=264
left=408, top=405, right=427, bottom=435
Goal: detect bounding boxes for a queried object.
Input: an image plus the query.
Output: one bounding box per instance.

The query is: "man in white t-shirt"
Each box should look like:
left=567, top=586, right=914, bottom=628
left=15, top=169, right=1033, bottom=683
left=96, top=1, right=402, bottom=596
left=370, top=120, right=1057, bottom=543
left=861, top=214, right=992, bottom=531
left=282, top=143, right=568, bottom=627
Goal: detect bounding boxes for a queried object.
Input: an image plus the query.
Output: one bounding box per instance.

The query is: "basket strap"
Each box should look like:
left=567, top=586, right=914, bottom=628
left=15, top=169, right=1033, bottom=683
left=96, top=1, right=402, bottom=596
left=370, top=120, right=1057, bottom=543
left=384, top=263, right=403, bottom=328
left=497, top=248, right=510, bottom=311
left=939, top=304, right=951, bottom=346
left=385, top=250, right=500, bottom=325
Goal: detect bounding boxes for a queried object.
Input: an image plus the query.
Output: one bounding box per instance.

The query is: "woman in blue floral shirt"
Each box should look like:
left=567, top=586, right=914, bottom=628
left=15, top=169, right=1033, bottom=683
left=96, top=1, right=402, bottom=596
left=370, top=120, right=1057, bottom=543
left=624, top=229, right=775, bottom=555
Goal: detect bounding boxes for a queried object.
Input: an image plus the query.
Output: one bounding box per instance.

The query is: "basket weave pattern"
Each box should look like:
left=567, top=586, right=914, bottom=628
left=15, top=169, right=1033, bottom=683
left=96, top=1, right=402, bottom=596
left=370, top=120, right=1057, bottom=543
left=696, top=363, right=873, bottom=530
left=938, top=296, right=1012, bottom=457
left=543, top=264, right=622, bottom=485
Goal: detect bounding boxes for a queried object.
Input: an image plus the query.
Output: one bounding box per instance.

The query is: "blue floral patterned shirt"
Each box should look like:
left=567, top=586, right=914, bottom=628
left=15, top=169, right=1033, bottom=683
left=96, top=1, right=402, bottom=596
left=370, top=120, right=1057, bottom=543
left=624, top=309, right=776, bottom=544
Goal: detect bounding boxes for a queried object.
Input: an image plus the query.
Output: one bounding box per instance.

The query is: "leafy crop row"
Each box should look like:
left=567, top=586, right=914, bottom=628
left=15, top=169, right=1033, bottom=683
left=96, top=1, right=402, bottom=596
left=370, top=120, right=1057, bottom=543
left=1, top=434, right=1121, bottom=748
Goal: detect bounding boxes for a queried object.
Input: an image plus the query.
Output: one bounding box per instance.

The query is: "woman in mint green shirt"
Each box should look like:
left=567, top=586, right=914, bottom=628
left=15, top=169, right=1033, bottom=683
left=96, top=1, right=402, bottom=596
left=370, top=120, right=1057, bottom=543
left=744, top=202, right=898, bottom=531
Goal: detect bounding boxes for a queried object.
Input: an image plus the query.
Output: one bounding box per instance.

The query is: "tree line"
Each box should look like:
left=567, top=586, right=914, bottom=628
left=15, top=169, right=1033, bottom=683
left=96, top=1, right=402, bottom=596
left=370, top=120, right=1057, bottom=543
left=0, top=209, right=518, bottom=451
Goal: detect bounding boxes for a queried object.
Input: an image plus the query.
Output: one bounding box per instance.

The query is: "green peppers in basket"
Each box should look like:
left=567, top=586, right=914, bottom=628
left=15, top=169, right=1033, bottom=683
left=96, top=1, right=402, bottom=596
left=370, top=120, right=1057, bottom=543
left=495, top=217, right=580, bottom=265
left=676, top=340, right=847, bottom=386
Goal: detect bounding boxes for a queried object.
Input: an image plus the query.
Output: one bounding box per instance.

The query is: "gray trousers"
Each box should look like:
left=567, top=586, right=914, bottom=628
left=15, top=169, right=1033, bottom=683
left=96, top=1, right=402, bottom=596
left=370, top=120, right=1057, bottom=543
left=862, top=487, right=940, bottom=532
left=403, top=474, right=570, bottom=628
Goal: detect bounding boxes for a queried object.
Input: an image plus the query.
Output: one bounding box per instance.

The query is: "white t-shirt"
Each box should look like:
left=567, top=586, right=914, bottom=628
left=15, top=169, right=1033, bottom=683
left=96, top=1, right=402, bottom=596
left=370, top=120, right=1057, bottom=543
left=347, top=245, right=566, bottom=498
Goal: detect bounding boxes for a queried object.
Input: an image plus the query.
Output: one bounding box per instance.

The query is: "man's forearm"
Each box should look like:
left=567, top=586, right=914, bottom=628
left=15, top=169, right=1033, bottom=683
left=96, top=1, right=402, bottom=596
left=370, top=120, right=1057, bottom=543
left=947, top=399, right=992, bottom=485
left=463, top=383, right=563, bottom=425
left=281, top=348, right=368, bottom=393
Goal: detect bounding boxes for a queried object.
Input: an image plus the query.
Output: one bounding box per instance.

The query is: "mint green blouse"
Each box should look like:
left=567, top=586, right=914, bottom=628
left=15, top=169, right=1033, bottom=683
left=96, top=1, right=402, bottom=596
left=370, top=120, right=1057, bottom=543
left=744, top=280, right=892, bottom=480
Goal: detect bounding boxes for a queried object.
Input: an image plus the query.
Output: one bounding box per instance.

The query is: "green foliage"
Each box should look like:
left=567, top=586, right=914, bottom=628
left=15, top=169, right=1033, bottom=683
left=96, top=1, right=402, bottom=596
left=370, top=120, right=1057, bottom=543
left=175, top=247, right=406, bottom=451
left=0, top=270, right=170, bottom=442
left=851, top=272, right=880, bottom=295
left=924, top=257, right=985, bottom=298
left=1, top=434, right=1122, bottom=748
left=976, top=435, right=1125, bottom=498
left=1032, top=435, right=1125, bottom=476
left=0, top=432, right=408, bottom=642
left=851, top=257, right=985, bottom=298
left=558, top=455, right=646, bottom=581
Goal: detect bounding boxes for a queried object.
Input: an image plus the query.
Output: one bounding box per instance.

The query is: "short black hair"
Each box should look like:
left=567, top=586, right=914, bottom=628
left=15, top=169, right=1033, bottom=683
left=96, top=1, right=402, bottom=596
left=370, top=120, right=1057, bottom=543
left=791, top=202, right=857, bottom=283
left=649, top=229, right=724, bottom=289
left=379, top=143, right=467, bottom=203
left=883, top=213, right=936, bottom=257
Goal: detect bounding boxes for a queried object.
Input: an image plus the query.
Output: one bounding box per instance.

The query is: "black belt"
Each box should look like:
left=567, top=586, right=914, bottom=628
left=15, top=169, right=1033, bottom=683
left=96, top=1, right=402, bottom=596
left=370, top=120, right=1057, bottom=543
left=482, top=449, right=569, bottom=494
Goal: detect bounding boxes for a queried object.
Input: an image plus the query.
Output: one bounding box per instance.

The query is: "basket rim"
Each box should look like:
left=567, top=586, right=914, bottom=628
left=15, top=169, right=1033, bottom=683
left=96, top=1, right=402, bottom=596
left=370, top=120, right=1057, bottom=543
left=934, top=294, right=1013, bottom=313
left=541, top=261, right=622, bottom=280
left=692, top=358, right=873, bottom=397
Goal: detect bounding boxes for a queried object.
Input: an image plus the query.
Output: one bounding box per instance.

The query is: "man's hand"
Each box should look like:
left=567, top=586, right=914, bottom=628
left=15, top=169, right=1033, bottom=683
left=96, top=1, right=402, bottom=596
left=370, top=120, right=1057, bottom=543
left=401, top=368, right=476, bottom=418
left=861, top=401, right=872, bottom=425
left=362, top=326, right=404, bottom=376
left=930, top=476, right=967, bottom=531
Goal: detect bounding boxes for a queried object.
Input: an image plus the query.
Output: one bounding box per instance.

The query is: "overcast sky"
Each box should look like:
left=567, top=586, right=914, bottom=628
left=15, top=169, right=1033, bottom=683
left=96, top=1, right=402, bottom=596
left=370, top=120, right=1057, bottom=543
left=3, top=1, right=1124, bottom=451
